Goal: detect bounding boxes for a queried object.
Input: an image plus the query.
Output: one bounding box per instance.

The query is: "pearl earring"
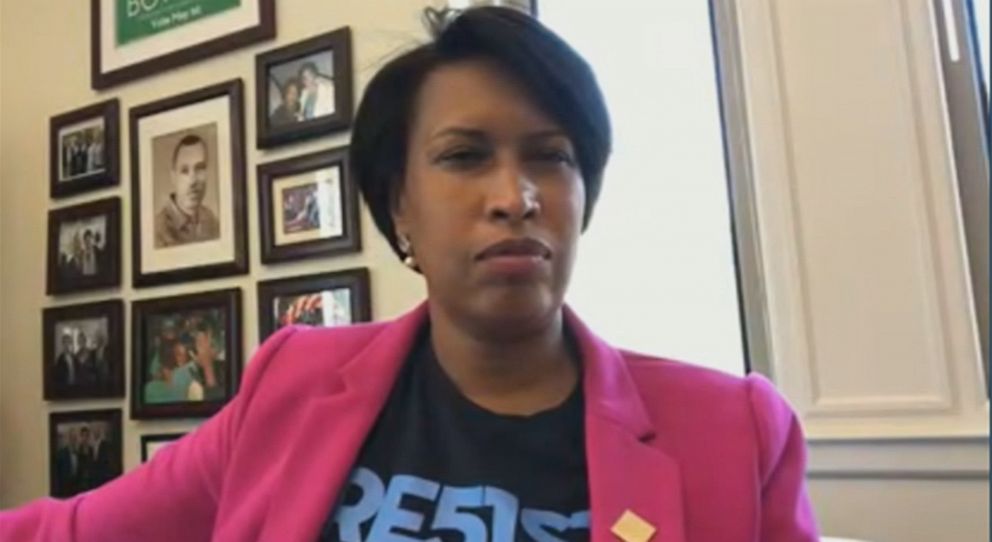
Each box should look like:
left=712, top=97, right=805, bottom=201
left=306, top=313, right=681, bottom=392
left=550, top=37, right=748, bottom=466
left=399, top=235, right=416, bottom=269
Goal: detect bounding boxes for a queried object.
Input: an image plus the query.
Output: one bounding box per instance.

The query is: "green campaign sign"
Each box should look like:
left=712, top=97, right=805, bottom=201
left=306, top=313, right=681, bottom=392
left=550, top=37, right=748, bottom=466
left=116, top=0, right=241, bottom=46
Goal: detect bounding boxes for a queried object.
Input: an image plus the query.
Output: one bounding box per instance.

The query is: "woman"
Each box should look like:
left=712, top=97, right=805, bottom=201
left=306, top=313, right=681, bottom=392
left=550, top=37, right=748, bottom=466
left=143, top=338, right=199, bottom=404
left=0, top=7, right=817, bottom=541
left=270, top=77, right=304, bottom=127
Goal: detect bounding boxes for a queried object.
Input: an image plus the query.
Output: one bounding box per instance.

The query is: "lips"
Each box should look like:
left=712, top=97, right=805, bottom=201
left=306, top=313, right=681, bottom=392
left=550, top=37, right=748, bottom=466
left=476, top=237, right=552, bottom=260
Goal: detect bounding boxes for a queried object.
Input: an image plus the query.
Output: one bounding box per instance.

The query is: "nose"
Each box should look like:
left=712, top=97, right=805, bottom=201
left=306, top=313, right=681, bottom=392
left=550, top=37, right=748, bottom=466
left=485, top=161, right=541, bottom=224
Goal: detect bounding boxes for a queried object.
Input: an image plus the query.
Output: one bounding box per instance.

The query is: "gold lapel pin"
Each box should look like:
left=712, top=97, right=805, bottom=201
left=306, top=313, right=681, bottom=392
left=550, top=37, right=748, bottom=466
left=611, top=510, right=657, bottom=542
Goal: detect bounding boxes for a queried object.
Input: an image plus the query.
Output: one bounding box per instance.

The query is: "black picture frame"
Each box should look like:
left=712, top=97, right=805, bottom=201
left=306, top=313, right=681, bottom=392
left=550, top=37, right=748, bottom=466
left=131, top=288, right=242, bottom=420
left=43, top=300, right=125, bottom=401
left=257, top=146, right=361, bottom=263
left=91, top=0, right=276, bottom=90
left=129, top=79, right=249, bottom=288
left=255, top=27, right=353, bottom=149
left=49, top=99, right=120, bottom=199
left=140, top=432, right=187, bottom=463
left=46, top=197, right=122, bottom=296
left=257, top=268, right=372, bottom=342
left=49, top=408, right=123, bottom=498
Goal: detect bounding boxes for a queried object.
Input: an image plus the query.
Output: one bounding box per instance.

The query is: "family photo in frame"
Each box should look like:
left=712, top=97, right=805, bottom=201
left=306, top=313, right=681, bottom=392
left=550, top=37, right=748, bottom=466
left=49, top=409, right=122, bottom=498
left=43, top=300, right=124, bottom=401
left=255, top=27, right=353, bottom=148
left=49, top=99, right=120, bottom=199
left=131, top=288, right=242, bottom=419
left=46, top=197, right=121, bottom=295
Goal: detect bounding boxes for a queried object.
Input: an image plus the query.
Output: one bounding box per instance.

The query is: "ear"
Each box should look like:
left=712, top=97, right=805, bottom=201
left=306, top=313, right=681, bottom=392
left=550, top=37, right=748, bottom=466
left=390, top=176, right=412, bottom=241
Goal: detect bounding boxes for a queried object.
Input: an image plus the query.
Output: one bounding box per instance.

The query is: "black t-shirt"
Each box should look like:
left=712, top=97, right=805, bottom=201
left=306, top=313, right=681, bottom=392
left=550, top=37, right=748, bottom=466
left=318, top=331, right=590, bottom=542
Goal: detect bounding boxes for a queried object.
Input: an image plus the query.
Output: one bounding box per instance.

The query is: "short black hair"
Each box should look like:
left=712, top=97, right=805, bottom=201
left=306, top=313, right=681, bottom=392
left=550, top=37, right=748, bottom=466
left=350, top=6, right=612, bottom=262
left=172, top=134, right=207, bottom=169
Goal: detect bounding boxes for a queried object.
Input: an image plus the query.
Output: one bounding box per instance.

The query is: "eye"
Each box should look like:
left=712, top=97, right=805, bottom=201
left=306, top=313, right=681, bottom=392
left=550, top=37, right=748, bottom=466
left=529, top=148, right=577, bottom=167
left=437, top=147, right=490, bottom=168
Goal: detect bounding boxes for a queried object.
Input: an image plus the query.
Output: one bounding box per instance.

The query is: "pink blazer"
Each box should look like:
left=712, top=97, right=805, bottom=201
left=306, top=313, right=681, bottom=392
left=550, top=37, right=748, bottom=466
left=1, top=303, right=818, bottom=541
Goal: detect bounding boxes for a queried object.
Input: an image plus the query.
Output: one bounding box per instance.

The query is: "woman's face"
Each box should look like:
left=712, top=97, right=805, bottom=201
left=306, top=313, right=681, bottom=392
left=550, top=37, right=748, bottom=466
left=283, top=83, right=300, bottom=108
left=394, top=60, right=585, bottom=335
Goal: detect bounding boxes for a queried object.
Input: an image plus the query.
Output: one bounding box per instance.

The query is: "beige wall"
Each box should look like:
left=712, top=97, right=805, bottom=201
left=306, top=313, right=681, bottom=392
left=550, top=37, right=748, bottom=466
left=0, top=0, right=427, bottom=506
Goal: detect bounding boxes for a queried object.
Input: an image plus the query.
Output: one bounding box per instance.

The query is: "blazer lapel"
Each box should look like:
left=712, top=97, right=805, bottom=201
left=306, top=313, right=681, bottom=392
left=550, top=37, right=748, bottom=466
left=585, top=414, right=686, bottom=542
left=566, top=307, right=686, bottom=542
left=258, top=304, right=429, bottom=542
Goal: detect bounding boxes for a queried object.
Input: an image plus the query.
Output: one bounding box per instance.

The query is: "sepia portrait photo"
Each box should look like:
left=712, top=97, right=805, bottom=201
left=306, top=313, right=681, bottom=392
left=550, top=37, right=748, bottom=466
left=150, top=124, right=221, bottom=249
left=130, top=81, right=247, bottom=287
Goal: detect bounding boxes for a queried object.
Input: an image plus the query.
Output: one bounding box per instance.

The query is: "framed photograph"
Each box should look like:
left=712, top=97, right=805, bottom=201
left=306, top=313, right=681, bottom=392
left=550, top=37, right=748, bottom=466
left=257, top=268, right=371, bottom=341
left=130, top=80, right=248, bottom=288
left=49, top=409, right=122, bottom=498
left=257, top=146, right=360, bottom=263
left=255, top=27, right=353, bottom=149
left=131, top=288, right=242, bottom=419
left=140, top=433, right=187, bottom=463
left=49, top=99, right=120, bottom=199
left=43, top=300, right=124, bottom=401
left=91, top=0, right=275, bottom=90
left=46, top=197, right=121, bottom=295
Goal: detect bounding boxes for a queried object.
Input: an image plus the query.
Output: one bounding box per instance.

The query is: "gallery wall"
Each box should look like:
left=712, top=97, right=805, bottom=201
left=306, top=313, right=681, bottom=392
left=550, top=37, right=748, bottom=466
left=0, top=0, right=428, bottom=506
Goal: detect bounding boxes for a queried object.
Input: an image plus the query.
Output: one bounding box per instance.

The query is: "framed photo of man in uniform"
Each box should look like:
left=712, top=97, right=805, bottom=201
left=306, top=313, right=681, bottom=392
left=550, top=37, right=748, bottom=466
left=129, top=80, right=248, bottom=288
